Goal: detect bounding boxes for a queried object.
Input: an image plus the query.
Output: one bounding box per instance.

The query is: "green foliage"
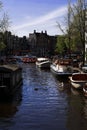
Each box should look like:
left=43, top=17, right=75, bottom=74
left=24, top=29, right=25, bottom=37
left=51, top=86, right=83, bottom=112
left=0, top=41, right=6, bottom=50
left=56, top=0, right=85, bottom=56
left=55, top=35, right=66, bottom=54
left=0, top=32, right=6, bottom=51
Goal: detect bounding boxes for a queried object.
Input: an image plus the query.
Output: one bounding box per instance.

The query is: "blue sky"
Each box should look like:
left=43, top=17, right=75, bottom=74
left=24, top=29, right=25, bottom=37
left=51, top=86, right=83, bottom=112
left=2, top=0, right=76, bottom=37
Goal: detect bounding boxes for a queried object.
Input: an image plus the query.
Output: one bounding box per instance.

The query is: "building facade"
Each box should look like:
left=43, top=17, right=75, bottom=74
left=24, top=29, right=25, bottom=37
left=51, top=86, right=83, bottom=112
left=2, top=31, right=30, bottom=56
left=0, top=30, right=57, bottom=58
left=29, top=30, right=57, bottom=57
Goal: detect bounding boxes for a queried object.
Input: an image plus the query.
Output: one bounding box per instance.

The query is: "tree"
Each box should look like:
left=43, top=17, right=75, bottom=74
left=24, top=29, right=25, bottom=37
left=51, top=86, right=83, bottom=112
left=0, top=1, right=10, bottom=54
left=0, top=13, right=10, bottom=33
left=0, top=41, right=6, bottom=51
left=55, top=35, right=66, bottom=55
left=56, top=0, right=86, bottom=64
left=71, top=0, right=86, bottom=64
left=66, top=0, right=72, bottom=56
left=56, top=0, right=75, bottom=56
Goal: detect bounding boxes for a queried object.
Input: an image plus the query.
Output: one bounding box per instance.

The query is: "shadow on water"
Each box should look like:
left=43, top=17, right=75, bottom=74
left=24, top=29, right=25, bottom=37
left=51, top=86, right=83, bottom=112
left=66, top=93, right=87, bottom=130
left=0, top=85, right=22, bottom=118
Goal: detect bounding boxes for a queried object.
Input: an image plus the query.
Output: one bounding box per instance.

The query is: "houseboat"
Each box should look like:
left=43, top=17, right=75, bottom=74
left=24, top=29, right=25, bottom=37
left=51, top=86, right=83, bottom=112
left=0, top=64, right=23, bottom=98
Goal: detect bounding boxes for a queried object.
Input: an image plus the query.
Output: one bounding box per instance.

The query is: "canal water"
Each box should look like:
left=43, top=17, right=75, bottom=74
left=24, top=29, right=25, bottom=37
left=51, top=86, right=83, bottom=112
left=0, top=63, right=87, bottom=130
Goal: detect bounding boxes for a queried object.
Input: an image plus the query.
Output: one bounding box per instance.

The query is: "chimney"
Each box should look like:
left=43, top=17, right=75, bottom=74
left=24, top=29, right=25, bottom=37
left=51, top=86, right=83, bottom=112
left=41, top=31, right=43, bottom=33
left=45, top=30, right=47, bottom=34
left=34, top=30, right=36, bottom=33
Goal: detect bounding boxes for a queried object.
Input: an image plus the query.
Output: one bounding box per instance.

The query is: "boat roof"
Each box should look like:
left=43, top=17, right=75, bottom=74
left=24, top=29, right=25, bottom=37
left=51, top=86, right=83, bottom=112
left=37, top=57, right=49, bottom=61
left=0, top=64, right=21, bottom=71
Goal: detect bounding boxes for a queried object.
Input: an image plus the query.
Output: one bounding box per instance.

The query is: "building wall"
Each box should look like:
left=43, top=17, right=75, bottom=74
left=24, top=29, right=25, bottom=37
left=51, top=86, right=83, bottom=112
left=1, top=31, right=30, bottom=56
left=29, top=30, right=57, bottom=57
left=1, top=30, right=56, bottom=57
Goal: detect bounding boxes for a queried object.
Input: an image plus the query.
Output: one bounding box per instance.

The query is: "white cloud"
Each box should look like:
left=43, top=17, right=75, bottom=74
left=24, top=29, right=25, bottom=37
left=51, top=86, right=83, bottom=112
left=12, top=6, right=67, bottom=31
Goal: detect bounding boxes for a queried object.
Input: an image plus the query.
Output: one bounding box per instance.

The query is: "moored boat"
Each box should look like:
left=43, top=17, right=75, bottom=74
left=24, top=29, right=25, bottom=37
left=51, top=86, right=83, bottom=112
left=0, top=64, right=23, bottom=98
left=36, top=57, right=51, bottom=69
left=22, top=55, right=37, bottom=63
left=69, top=73, right=87, bottom=90
left=50, top=58, right=79, bottom=78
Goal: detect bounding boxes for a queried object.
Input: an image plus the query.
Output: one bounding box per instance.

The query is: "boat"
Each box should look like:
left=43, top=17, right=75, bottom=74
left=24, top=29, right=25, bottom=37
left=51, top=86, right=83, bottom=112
left=36, top=57, right=51, bottom=69
left=82, top=64, right=87, bottom=73
left=0, top=64, right=23, bottom=98
left=22, top=55, right=37, bottom=63
left=69, top=73, right=87, bottom=90
left=83, top=84, right=87, bottom=97
left=50, top=58, right=79, bottom=78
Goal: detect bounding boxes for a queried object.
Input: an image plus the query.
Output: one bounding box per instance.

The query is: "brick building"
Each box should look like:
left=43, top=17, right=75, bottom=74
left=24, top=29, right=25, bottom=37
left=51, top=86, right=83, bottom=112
left=29, top=30, right=57, bottom=57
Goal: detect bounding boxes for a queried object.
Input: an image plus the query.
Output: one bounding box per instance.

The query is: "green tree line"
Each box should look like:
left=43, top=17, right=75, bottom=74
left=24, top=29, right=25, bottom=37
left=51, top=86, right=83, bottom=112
left=56, top=0, right=86, bottom=63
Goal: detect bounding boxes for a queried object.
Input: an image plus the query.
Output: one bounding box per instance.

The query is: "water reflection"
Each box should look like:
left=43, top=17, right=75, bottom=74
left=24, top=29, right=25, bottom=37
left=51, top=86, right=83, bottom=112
left=54, top=77, right=71, bottom=94
left=0, top=103, right=17, bottom=118
left=70, top=87, right=82, bottom=96
left=66, top=93, right=87, bottom=130
left=83, top=99, right=87, bottom=119
left=0, top=86, right=22, bottom=118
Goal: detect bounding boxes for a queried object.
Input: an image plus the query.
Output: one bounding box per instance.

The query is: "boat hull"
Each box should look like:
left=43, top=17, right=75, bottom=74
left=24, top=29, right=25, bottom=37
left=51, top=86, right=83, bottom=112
left=69, top=73, right=87, bottom=90
left=50, top=64, right=73, bottom=79
left=70, top=80, right=86, bottom=89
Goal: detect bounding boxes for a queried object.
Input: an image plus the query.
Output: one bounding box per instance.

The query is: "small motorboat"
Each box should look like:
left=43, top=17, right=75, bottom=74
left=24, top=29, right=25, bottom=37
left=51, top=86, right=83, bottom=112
left=22, top=55, right=37, bottom=63
left=69, top=73, right=87, bottom=90
left=50, top=58, right=79, bottom=78
left=36, top=57, right=51, bottom=69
